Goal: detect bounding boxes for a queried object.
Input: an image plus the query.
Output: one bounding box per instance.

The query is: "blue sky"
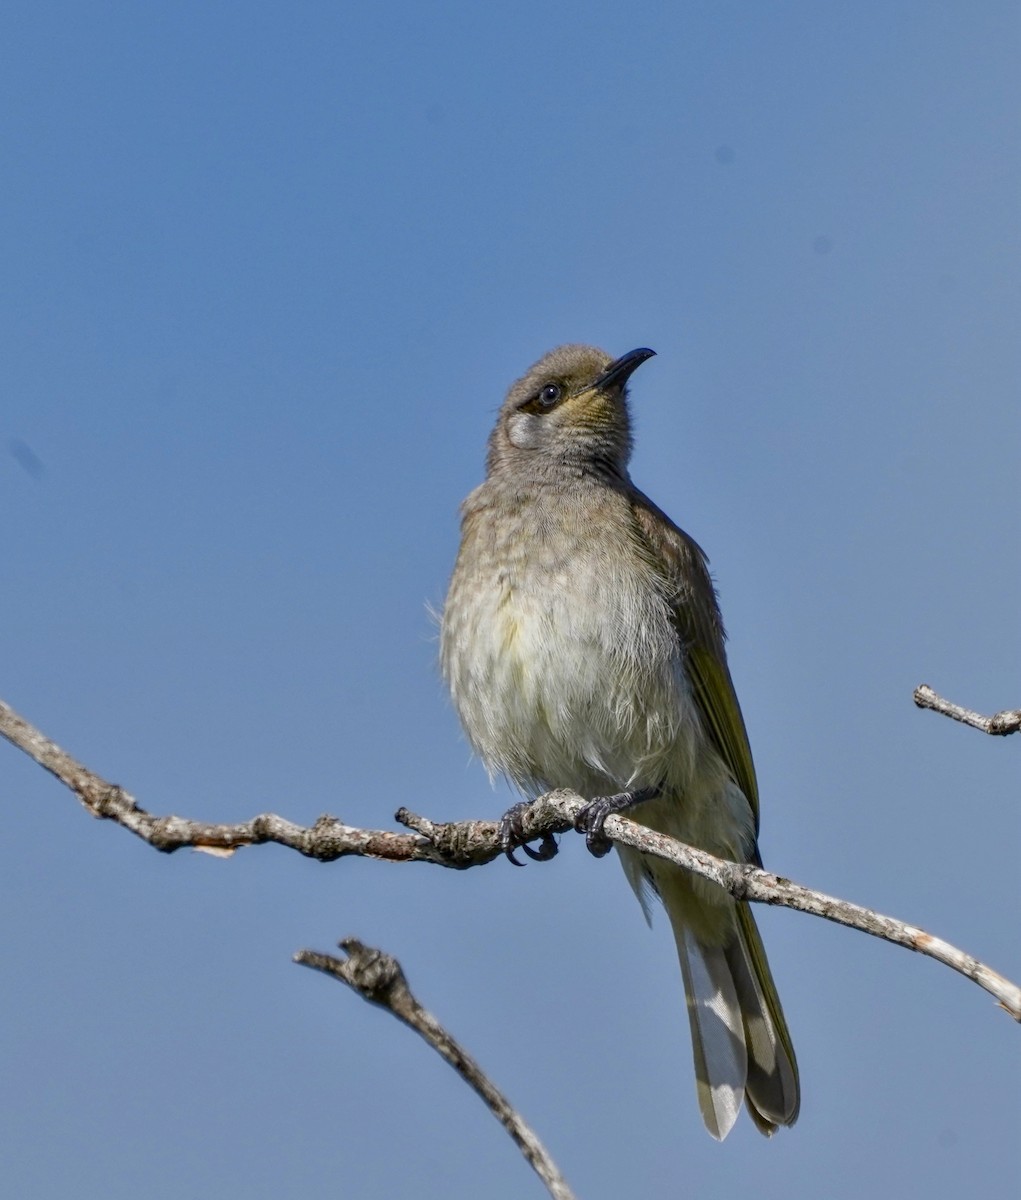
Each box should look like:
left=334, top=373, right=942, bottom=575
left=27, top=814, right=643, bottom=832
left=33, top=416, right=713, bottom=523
left=2, top=3, right=1018, bottom=1197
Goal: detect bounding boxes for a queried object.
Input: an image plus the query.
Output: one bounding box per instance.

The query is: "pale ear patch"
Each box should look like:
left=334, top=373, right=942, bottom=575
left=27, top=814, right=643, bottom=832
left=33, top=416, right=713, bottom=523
left=506, top=410, right=544, bottom=449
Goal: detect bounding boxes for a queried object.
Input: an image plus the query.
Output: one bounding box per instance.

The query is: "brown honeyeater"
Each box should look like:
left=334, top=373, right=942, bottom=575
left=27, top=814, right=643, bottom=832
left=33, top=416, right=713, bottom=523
left=440, top=344, right=799, bottom=1139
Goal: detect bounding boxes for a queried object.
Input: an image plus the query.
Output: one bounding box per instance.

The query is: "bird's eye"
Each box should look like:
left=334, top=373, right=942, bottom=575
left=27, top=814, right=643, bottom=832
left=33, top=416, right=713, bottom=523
left=537, top=382, right=562, bottom=408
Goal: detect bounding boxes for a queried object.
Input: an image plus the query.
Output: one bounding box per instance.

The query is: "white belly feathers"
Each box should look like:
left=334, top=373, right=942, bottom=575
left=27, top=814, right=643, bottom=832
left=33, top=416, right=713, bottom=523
left=442, top=496, right=703, bottom=801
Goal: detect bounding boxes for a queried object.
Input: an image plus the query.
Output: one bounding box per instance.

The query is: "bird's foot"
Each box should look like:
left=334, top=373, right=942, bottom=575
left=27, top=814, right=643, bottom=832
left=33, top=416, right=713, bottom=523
left=574, top=786, right=660, bottom=857
left=499, top=800, right=559, bottom=867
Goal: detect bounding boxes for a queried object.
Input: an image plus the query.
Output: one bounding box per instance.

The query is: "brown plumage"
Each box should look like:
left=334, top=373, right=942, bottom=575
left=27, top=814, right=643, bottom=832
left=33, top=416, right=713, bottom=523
left=441, top=344, right=799, bottom=1138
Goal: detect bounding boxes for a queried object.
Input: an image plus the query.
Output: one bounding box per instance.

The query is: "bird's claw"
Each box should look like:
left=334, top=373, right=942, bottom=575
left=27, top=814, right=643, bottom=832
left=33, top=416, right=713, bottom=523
left=574, top=800, right=615, bottom=858
left=574, top=786, right=660, bottom=858
left=499, top=801, right=558, bottom=866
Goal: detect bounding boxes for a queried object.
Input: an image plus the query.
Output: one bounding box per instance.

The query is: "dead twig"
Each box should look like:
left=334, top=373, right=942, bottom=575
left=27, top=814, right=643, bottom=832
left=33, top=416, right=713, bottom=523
left=295, top=939, right=577, bottom=1200
left=914, top=684, right=1020, bottom=736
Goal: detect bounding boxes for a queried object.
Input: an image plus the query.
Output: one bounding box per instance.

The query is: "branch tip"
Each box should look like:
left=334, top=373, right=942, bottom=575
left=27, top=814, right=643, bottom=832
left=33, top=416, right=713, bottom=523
left=913, top=683, right=1019, bottom=736
left=298, top=936, right=577, bottom=1199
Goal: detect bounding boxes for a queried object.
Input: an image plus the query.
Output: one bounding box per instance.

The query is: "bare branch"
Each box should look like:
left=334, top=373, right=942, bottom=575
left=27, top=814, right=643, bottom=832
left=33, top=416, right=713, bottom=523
left=295, top=939, right=577, bottom=1200
left=3, top=696, right=1019, bottom=1020
left=914, top=684, right=1021, bottom=736
left=589, top=804, right=1021, bottom=1022
left=0, top=698, right=482, bottom=866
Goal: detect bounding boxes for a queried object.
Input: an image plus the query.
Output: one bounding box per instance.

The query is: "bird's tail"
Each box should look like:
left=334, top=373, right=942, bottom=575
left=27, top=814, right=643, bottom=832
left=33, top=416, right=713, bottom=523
left=668, top=897, right=800, bottom=1139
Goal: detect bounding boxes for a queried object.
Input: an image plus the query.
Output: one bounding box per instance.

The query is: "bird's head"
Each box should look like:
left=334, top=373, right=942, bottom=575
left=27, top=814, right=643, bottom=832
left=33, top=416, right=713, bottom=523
left=486, top=344, right=656, bottom=478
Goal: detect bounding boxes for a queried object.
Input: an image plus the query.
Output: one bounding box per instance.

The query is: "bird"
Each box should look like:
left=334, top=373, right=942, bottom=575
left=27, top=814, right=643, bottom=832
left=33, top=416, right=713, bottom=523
left=440, top=344, right=799, bottom=1140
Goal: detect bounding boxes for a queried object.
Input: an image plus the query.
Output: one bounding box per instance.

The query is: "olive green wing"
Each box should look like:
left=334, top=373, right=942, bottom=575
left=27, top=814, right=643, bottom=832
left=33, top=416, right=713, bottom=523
left=631, top=492, right=760, bottom=834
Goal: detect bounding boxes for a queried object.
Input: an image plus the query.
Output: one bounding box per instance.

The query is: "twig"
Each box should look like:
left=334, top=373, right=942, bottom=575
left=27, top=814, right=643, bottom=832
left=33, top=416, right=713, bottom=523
left=0, top=698, right=478, bottom=866
left=914, top=684, right=1021, bottom=736
left=295, top=939, right=576, bottom=1200
left=2, top=696, right=1019, bottom=1020
left=591, top=809, right=1021, bottom=1021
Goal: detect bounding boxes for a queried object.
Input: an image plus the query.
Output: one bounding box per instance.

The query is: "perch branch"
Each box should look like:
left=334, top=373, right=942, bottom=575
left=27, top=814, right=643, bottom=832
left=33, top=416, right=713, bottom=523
left=914, top=684, right=1020, bottom=736
left=295, top=939, right=576, bottom=1200
left=2, top=696, right=1018, bottom=1020
left=0, top=698, right=459, bottom=864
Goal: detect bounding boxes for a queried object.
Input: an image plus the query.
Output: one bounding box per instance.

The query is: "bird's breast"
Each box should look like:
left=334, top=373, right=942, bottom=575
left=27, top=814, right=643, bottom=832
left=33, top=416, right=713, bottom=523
left=441, top=490, right=700, bottom=795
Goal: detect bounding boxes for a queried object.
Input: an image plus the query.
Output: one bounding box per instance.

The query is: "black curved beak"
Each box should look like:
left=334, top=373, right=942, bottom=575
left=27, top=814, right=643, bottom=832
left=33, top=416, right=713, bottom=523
left=594, top=347, right=656, bottom=391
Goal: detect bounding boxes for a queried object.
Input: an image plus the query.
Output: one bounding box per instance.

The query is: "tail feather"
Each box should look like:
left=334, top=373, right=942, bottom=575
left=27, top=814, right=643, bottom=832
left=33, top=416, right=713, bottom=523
left=727, top=904, right=800, bottom=1131
left=671, top=902, right=799, bottom=1139
left=675, top=926, right=746, bottom=1140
